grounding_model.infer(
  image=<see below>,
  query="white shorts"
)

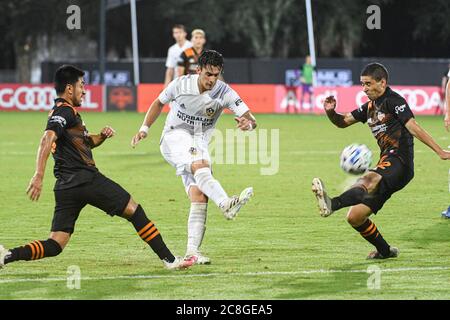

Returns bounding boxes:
[160,129,211,194]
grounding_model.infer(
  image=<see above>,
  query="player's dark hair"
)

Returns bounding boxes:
[54,65,85,94]
[198,50,224,72]
[173,24,186,32]
[361,63,389,83]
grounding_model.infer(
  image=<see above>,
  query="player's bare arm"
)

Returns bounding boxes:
[234,111,257,131]
[88,126,116,149]
[405,118,450,160]
[164,68,174,88]
[131,98,165,147]
[445,80,450,131]
[323,96,358,128]
[26,130,57,201]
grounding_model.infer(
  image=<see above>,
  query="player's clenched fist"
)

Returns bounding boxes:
[324,96,337,111]
[100,126,116,139]
[131,131,148,148]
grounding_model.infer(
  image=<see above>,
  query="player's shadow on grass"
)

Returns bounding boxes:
[400,221,450,245]
[272,271,376,299]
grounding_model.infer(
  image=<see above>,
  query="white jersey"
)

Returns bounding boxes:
[158,74,250,139]
[165,41,192,79]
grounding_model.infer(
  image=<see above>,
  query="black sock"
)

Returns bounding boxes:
[128,205,175,263]
[353,219,390,256]
[4,239,62,264]
[331,186,368,211]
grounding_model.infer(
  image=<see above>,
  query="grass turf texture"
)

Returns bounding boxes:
[0,112,449,299]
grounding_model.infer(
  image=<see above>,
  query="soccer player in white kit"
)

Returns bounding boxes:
[164,24,192,88]
[132,50,256,264]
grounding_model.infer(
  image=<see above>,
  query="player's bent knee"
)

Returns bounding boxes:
[47,235,66,255]
[346,210,366,227]
[121,197,138,220]
[191,160,210,174]
[189,186,208,203]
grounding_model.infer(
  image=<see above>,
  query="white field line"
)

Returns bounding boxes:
[1,266,449,284]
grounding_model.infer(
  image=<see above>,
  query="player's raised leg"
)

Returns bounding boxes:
[346,204,398,259]
[191,160,253,220]
[312,172,380,217]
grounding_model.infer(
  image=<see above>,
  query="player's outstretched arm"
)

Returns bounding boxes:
[89,126,116,149]
[26,130,57,201]
[323,96,358,128]
[405,118,450,160]
[234,111,257,131]
[131,98,165,147]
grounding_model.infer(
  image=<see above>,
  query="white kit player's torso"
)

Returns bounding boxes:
[158,74,250,190]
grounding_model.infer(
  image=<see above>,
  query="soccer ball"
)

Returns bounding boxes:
[340,144,372,175]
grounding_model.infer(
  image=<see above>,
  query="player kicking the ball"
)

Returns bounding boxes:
[132,50,256,265]
[0,65,195,270]
[312,63,450,259]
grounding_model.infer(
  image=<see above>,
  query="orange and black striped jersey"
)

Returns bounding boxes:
[351,87,415,170]
[178,47,203,75]
[45,98,98,190]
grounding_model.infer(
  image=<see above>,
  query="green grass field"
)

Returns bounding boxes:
[0,112,449,300]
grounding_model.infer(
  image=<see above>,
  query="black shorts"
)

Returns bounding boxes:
[362,154,414,214]
[52,172,131,234]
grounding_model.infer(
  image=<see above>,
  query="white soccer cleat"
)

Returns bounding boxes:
[185,251,211,265]
[163,256,197,270]
[220,187,254,220]
[0,245,10,269]
[311,178,334,217]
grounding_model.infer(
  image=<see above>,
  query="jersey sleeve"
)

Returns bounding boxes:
[223,87,250,117]
[388,97,415,125]
[158,79,177,104]
[350,103,369,123]
[45,106,76,137]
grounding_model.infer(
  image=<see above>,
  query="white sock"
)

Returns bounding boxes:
[193,167,229,207]
[186,202,208,255]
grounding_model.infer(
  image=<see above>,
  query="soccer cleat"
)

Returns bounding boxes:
[311,178,334,217]
[0,245,10,269]
[220,187,254,220]
[366,247,399,260]
[441,206,450,219]
[163,256,197,270]
[185,251,211,265]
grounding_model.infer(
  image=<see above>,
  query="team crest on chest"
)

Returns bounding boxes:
[377,112,385,122]
[205,107,215,117]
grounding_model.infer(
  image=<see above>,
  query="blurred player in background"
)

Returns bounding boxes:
[132,50,256,264]
[439,63,450,115]
[312,63,450,259]
[300,55,314,111]
[442,64,450,218]
[164,24,192,88]
[177,29,206,76]
[0,65,194,270]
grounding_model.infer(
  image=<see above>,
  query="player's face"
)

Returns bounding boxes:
[191,34,206,49]
[172,28,186,42]
[68,78,86,107]
[360,75,386,100]
[197,65,221,91]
